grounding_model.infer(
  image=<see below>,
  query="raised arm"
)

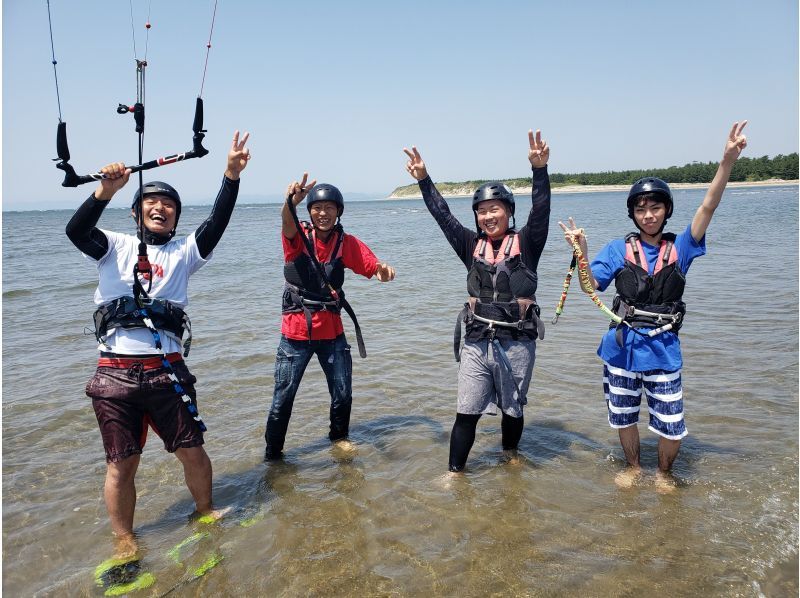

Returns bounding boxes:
[195,131,251,258]
[520,129,552,269]
[403,146,475,265]
[65,162,131,259]
[280,172,317,240]
[690,121,748,242]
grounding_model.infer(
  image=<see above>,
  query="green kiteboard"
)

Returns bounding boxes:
[94,556,156,596]
[94,507,266,595]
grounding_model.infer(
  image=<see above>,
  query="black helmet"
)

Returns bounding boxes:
[131,181,182,232]
[626,177,673,220]
[472,181,515,215]
[306,183,344,217]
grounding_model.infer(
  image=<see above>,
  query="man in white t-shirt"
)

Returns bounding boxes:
[65,131,250,558]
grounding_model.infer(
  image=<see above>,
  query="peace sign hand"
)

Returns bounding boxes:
[226,130,251,180]
[528,129,550,168]
[722,120,748,165]
[558,217,587,252]
[403,146,429,181]
[286,172,317,207]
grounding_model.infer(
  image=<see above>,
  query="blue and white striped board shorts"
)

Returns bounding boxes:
[602,362,687,440]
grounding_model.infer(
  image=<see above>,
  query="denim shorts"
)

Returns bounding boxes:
[86,353,204,462]
[602,362,687,440]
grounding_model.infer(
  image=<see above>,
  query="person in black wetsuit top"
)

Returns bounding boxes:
[402,129,551,474]
[65,131,251,558]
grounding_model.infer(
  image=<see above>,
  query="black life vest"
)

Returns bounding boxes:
[454,232,544,359]
[282,222,346,312]
[93,295,192,355]
[612,232,686,333]
[281,222,367,357]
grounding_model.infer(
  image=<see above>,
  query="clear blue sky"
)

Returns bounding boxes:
[3,0,798,210]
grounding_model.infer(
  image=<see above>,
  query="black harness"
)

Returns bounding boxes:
[93,296,192,357]
[611,232,687,346]
[454,233,544,361]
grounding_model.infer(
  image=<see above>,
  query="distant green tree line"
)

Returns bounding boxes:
[505,153,799,187]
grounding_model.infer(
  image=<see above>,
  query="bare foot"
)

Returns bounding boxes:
[196,506,233,525]
[614,466,643,489]
[331,439,358,457]
[501,449,521,466]
[655,471,677,494]
[112,533,139,560]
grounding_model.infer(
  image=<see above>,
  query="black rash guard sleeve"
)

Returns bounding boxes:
[418,175,477,268]
[194,176,240,259]
[517,166,551,271]
[65,194,111,261]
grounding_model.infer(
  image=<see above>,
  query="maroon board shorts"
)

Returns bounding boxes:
[86,352,205,463]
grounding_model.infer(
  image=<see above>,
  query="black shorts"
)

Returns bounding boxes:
[86,353,204,463]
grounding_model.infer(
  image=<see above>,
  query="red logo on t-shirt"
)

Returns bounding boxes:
[142,263,165,280]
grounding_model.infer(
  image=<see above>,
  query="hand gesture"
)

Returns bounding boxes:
[375,262,396,282]
[528,129,550,168]
[403,146,428,181]
[722,121,747,164]
[95,162,131,200]
[225,130,251,180]
[286,172,317,207]
[558,217,587,252]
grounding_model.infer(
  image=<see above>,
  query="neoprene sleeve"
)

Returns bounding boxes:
[65,194,112,260]
[195,176,240,259]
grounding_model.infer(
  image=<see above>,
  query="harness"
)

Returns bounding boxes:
[454,232,544,361]
[611,232,686,346]
[283,223,344,331]
[93,296,192,357]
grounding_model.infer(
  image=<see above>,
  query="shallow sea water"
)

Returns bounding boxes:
[2,185,798,596]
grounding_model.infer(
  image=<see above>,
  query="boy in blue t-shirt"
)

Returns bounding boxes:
[559,121,748,491]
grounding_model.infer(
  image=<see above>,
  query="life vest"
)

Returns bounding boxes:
[454,232,544,360]
[93,295,192,355]
[612,232,686,337]
[281,222,367,356]
[282,222,346,313]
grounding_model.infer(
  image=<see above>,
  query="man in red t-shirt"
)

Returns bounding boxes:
[265,173,395,460]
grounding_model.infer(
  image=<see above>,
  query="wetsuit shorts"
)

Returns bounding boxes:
[86,353,205,462]
[457,337,536,418]
[602,362,687,440]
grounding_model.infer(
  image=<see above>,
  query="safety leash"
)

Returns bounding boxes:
[131,299,207,433]
[551,254,576,324]
[552,229,622,325]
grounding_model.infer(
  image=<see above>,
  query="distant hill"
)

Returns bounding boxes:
[390,153,798,198]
